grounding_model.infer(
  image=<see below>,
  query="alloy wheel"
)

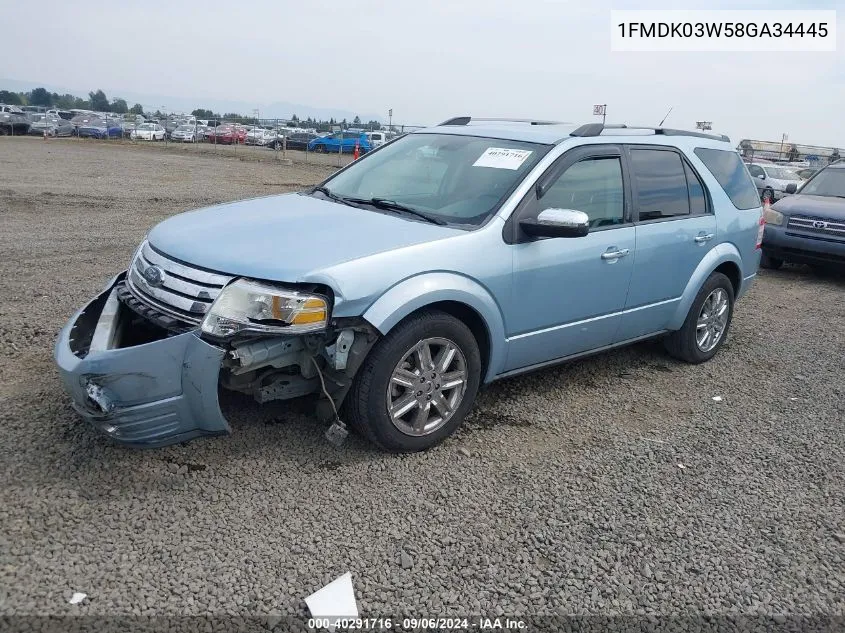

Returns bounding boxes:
[386,337,468,437]
[696,288,729,352]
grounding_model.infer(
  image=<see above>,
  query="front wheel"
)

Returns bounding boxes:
[664,272,735,364]
[346,310,481,452]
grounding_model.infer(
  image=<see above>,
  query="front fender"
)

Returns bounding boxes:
[362,273,506,383]
[668,242,743,331]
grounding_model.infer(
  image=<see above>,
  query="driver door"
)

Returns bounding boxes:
[504,145,636,372]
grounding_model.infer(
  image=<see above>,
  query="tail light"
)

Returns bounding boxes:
[756,214,765,250]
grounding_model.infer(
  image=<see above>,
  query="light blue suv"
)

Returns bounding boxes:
[54,117,763,452]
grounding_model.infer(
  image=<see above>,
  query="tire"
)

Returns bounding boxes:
[664,272,735,364]
[345,310,482,453]
[760,252,783,270]
[314,144,325,153]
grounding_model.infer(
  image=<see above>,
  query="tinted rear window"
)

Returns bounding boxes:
[694,148,760,209]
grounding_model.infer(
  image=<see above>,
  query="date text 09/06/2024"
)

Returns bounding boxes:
[307,617,527,630]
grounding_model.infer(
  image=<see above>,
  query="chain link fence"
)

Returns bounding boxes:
[3,104,428,168]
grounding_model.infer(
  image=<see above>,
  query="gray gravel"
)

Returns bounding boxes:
[1,137,843,626]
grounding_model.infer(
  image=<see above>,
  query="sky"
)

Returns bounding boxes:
[1,0,843,147]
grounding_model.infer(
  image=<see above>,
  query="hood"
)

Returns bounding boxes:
[146,193,463,282]
[773,193,845,220]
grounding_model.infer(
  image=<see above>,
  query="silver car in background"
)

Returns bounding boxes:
[746,162,803,202]
[171,124,199,142]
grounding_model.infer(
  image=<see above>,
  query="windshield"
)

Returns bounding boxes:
[765,166,801,180]
[799,168,845,197]
[319,133,548,226]
[176,125,193,131]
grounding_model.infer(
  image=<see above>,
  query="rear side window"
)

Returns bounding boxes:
[694,148,760,209]
[630,149,690,220]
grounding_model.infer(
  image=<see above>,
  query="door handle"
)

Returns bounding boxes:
[694,233,715,243]
[601,248,630,260]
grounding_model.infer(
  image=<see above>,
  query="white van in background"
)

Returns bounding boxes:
[366,131,387,147]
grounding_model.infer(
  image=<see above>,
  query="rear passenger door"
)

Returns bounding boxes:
[615,145,717,341]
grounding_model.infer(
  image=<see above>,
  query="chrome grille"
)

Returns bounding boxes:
[787,215,845,242]
[126,241,233,324]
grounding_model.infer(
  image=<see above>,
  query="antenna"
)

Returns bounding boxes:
[658,107,673,127]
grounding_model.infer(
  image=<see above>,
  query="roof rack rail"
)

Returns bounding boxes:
[569,123,730,143]
[439,116,566,126]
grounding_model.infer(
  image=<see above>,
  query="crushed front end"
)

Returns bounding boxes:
[54,242,378,448]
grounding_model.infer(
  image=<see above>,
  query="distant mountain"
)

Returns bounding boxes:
[0,77,382,122]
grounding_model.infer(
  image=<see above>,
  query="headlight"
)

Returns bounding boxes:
[201,278,329,338]
[764,208,784,226]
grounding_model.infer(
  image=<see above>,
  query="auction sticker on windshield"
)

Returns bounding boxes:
[473,148,533,170]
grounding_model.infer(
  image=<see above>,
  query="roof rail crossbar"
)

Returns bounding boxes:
[570,123,729,143]
[439,116,566,126]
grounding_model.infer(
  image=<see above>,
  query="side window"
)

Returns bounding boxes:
[747,165,764,178]
[684,161,708,215]
[630,149,690,220]
[695,148,762,209]
[539,157,625,228]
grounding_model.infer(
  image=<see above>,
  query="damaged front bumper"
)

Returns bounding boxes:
[54,273,229,448]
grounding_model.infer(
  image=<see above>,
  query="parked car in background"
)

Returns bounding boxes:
[77,118,123,139]
[366,131,387,148]
[308,131,372,153]
[0,104,31,135]
[271,132,319,150]
[746,163,803,202]
[55,119,762,452]
[130,123,166,141]
[171,124,199,142]
[761,162,845,270]
[246,128,277,146]
[27,115,75,137]
[796,168,819,180]
[209,125,246,144]
[46,109,74,121]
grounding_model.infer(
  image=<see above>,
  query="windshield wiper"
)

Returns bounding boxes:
[345,197,447,225]
[310,186,363,208]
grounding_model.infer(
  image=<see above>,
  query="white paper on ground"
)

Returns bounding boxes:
[68,592,87,605]
[304,572,358,632]
[472,147,532,170]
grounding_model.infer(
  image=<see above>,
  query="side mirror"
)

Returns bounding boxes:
[785,183,798,194]
[757,174,766,180]
[520,208,590,239]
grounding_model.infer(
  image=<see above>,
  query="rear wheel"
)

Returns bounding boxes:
[664,272,734,364]
[760,252,783,270]
[346,310,481,452]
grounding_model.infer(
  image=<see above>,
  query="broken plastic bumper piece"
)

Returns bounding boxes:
[53,273,230,448]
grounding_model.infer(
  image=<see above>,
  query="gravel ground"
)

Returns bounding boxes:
[1,138,843,628]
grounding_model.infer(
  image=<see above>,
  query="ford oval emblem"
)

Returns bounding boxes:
[143,265,165,287]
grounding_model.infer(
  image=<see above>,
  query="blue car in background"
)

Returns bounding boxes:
[308,131,371,153]
[77,119,123,139]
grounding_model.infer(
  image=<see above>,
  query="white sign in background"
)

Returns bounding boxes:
[611,10,837,52]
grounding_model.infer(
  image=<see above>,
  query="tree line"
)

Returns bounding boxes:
[0,87,144,115]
